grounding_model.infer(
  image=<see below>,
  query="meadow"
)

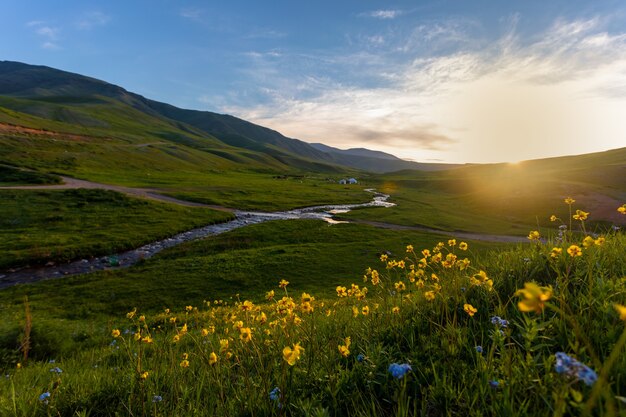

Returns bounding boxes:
[1,201,625,416]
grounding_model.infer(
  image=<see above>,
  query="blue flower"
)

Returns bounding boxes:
[388,363,412,379]
[490,316,508,328]
[356,353,365,362]
[475,345,483,354]
[555,352,597,386]
[48,359,55,364]
[269,387,281,402]
[50,367,62,374]
[152,395,163,403]
[489,380,500,389]
[39,392,50,404]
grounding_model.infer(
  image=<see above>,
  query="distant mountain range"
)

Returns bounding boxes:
[0,61,457,174]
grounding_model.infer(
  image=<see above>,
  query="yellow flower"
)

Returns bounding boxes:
[448,239,456,247]
[550,247,562,258]
[618,205,626,214]
[111,329,121,338]
[209,352,218,365]
[201,328,209,337]
[582,236,595,249]
[573,210,589,221]
[266,290,275,300]
[564,197,575,205]
[164,308,170,314]
[301,292,314,303]
[180,323,188,335]
[463,304,477,317]
[527,230,541,241]
[362,306,370,316]
[352,306,359,317]
[406,245,414,252]
[516,282,552,313]
[173,334,180,343]
[459,242,468,251]
[424,291,435,301]
[380,254,388,262]
[219,339,229,352]
[421,249,431,258]
[550,214,557,222]
[336,286,347,297]
[133,333,141,341]
[394,281,406,292]
[614,304,626,321]
[169,317,177,324]
[283,343,304,365]
[301,301,314,314]
[257,312,267,324]
[182,353,189,360]
[185,305,193,312]
[567,245,582,257]
[16,363,21,369]
[371,270,380,285]
[241,300,254,311]
[139,315,145,322]
[142,336,153,344]
[140,371,149,380]
[279,279,289,289]
[180,360,190,368]
[397,260,405,269]
[595,237,605,246]
[126,308,137,319]
[338,337,351,357]
[392,306,400,314]
[239,327,252,343]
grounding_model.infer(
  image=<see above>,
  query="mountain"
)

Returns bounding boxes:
[310,143,460,173]
[0,61,437,174]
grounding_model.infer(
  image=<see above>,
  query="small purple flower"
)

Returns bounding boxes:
[388,363,412,379]
[152,395,163,403]
[489,380,500,389]
[555,352,597,386]
[50,367,62,374]
[490,316,509,328]
[269,387,280,402]
[39,392,50,405]
[475,345,483,354]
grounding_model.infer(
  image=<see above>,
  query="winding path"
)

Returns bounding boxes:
[0,177,526,289]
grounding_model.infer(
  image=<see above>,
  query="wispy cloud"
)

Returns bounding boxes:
[363,10,403,20]
[27,21,61,50]
[76,11,110,30]
[222,16,626,163]
[180,7,203,20]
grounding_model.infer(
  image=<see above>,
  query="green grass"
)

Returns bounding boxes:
[1,222,625,416]
[0,165,61,186]
[0,189,233,270]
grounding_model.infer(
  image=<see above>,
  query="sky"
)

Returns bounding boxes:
[2,0,626,163]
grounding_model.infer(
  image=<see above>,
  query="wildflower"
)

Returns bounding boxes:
[618,205,626,214]
[564,197,575,205]
[139,315,145,322]
[550,247,562,258]
[152,395,163,403]
[475,346,483,354]
[550,215,557,222]
[555,352,597,386]
[392,306,400,314]
[126,308,136,319]
[595,237,605,246]
[182,353,189,360]
[394,281,406,292]
[141,336,153,344]
[336,286,347,297]
[180,360,190,368]
[614,304,626,321]
[169,317,177,324]
[16,363,21,369]
[459,242,468,251]
[111,329,120,338]
[573,210,589,221]
[516,282,552,313]
[338,337,351,357]
[39,392,50,404]
[269,387,281,402]
[490,316,509,328]
[489,380,500,389]
[186,305,193,312]
[279,279,289,289]
[567,245,582,257]
[180,323,188,335]
[240,327,252,343]
[283,343,304,365]
[380,254,388,262]
[362,306,370,315]
[209,352,218,365]
[201,328,210,337]
[357,353,365,362]
[424,291,435,301]
[448,239,456,246]
[582,236,595,249]
[464,304,478,317]
[133,333,141,341]
[219,339,229,352]
[241,300,254,311]
[50,367,62,374]
[140,371,149,379]
[406,245,414,252]
[388,363,412,379]
[371,270,380,285]
[352,306,359,317]
[172,334,180,343]
[470,270,493,290]
[527,230,541,241]
[164,308,170,314]
[266,290,275,300]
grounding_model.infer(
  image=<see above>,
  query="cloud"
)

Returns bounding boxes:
[27,21,61,50]
[180,8,203,20]
[222,16,626,163]
[363,10,403,20]
[76,11,110,30]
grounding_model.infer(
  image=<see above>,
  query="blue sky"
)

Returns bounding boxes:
[3,1,626,163]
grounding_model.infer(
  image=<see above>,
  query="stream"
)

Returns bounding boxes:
[0,189,395,288]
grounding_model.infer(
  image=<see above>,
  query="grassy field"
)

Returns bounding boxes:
[0,213,625,416]
[0,189,233,270]
[0,165,61,186]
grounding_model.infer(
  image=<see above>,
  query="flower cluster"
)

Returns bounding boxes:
[388,363,412,379]
[554,352,597,386]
